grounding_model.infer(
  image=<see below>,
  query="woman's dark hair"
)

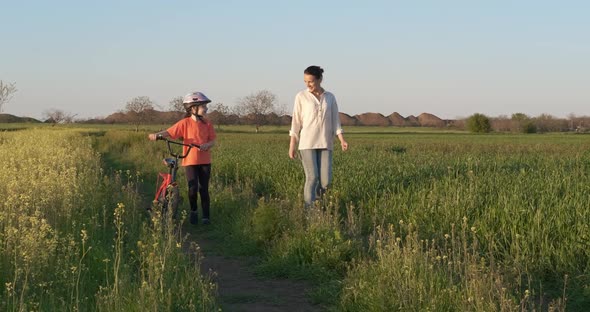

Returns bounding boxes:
[304,65,324,80]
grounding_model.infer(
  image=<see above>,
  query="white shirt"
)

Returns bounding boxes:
[289,89,344,150]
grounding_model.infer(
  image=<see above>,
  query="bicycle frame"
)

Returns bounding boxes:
[152,135,200,215]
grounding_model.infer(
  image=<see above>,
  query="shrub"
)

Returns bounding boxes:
[251,198,289,245]
[521,120,537,133]
[466,113,492,133]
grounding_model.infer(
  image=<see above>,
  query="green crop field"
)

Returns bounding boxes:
[1,124,589,311]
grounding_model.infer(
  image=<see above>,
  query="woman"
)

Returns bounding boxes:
[289,66,349,207]
[148,92,216,225]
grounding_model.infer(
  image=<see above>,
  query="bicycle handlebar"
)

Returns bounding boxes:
[156,134,200,159]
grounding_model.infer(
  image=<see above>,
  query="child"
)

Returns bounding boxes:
[148,92,216,225]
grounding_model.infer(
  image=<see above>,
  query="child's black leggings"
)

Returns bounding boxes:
[185,164,211,218]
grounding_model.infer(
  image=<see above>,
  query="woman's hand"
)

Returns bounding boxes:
[289,145,297,159]
[148,133,157,141]
[340,139,349,151]
[289,136,298,159]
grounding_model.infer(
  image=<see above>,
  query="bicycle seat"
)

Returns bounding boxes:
[163,158,176,168]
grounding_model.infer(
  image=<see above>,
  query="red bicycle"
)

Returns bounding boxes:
[151,135,199,220]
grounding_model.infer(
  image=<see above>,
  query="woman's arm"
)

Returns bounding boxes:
[337,133,348,151]
[289,94,302,159]
[332,97,348,151]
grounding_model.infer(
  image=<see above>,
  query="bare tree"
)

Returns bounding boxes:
[43,108,76,126]
[510,113,536,133]
[275,101,289,117]
[0,81,17,112]
[208,103,230,129]
[491,115,511,132]
[125,96,155,131]
[236,90,277,132]
[169,96,184,113]
[534,113,568,133]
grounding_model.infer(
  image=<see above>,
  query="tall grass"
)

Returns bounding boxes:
[0,129,216,311]
[210,132,588,310]
[11,126,587,310]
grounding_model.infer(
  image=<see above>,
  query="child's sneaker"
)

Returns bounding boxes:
[202,218,210,225]
[190,211,198,225]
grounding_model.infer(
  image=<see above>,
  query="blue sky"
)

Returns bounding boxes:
[1,1,589,120]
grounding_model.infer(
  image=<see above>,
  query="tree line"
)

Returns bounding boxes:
[460,113,590,133]
[102,90,288,131]
[2,79,589,133]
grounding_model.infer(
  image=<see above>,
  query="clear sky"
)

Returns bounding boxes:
[1,0,589,120]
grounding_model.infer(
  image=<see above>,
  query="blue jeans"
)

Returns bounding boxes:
[300,149,333,206]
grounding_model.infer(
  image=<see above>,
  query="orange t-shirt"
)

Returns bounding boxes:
[166,117,216,166]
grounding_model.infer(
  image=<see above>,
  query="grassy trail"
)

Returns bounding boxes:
[95,130,322,312]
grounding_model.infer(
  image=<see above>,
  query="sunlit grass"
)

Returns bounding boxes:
[0,129,217,311]
[3,124,588,310]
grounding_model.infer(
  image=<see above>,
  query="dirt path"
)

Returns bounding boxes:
[188,231,323,312]
[97,136,321,311]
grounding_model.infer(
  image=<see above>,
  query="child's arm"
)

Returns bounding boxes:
[148,130,170,141]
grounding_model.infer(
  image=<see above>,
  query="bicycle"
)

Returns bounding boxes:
[150,135,199,221]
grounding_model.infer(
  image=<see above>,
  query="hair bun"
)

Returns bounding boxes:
[304,65,324,79]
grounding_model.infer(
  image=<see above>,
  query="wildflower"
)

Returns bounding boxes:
[80,229,88,242]
[470,226,476,232]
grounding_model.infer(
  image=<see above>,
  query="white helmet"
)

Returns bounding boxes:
[182,92,211,111]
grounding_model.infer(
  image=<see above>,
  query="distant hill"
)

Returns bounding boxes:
[350,112,448,127]
[99,110,183,124]
[417,113,446,127]
[0,114,42,123]
[1,110,451,128]
[339,113,358,126]
[388,112,406,126]
[355,112,391,126]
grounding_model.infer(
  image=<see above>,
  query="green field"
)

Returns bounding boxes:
[1,124,589,311]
